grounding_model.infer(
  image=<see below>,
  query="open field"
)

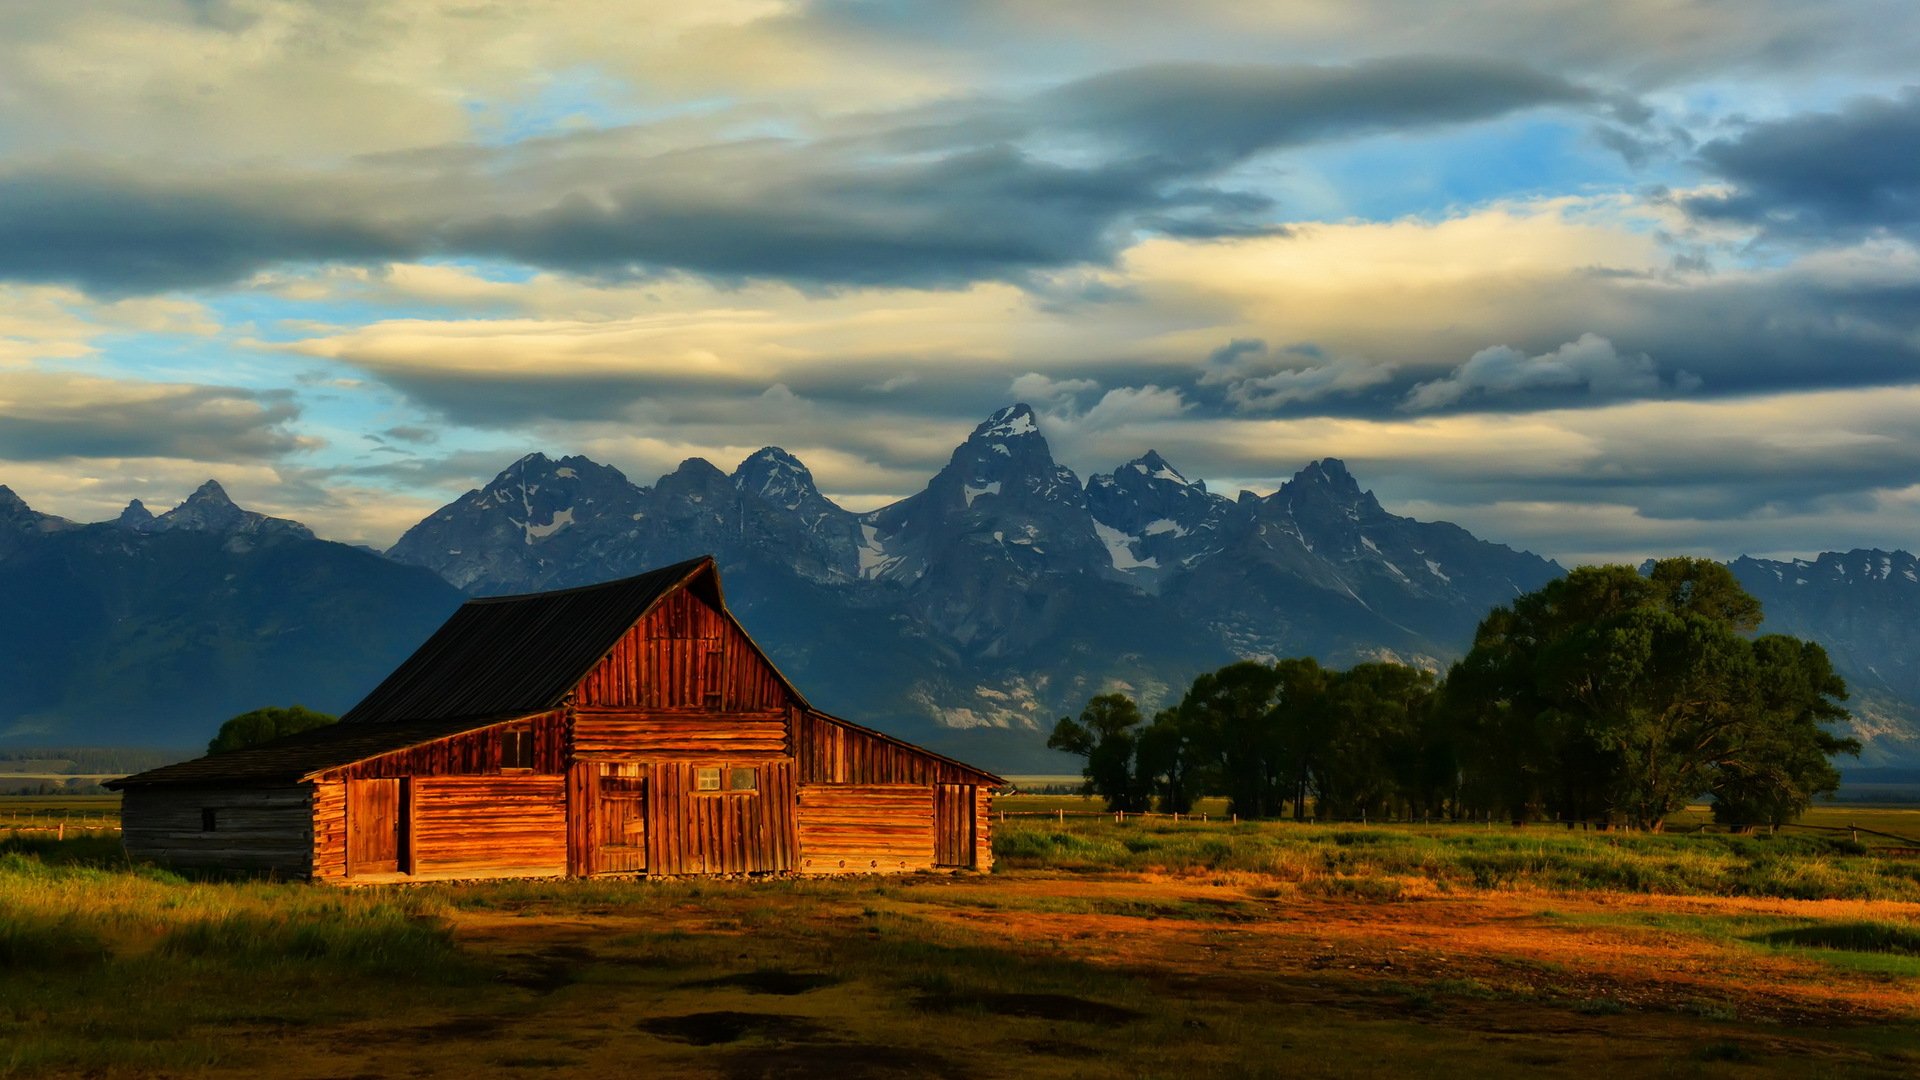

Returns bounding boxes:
[6,808,1920,1078]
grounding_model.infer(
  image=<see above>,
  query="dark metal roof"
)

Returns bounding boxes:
[339,555,716,725]
[106,715,531,789]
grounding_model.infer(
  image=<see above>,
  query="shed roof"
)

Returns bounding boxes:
[105,715,535,789]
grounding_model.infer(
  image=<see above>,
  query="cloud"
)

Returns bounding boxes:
[0,372,309,461]
[1198,338,1396,410]
[0,56,1604,294]
[1041,56,1591,167]
[1404,333,1697,410]
[1682,88,1920,242]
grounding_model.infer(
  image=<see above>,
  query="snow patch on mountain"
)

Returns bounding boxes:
[1092,520,1158,571]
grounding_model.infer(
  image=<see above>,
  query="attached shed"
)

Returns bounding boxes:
[108,556,1001,882]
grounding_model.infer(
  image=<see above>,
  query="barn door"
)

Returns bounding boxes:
[347,778,407,876]
[596,765,648,874]
[934,784,976,868]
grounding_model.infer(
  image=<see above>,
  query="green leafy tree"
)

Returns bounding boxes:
[207,705,338,754]
[1134,708,1199,814]
[1315,663,1436,820]
[1445,558,1852,830]
[1268,658,1330,820]
[1047,694,1151,812]
[1177,661,1288,818]
[1711,636,1859,829]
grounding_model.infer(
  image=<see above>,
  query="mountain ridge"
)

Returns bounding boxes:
[5,409,1917,773]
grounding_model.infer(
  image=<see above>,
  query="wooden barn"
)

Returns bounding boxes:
[107,556,1001,882]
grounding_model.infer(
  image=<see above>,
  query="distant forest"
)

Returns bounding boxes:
[1051,559,1857,831]
[0,747,191,793]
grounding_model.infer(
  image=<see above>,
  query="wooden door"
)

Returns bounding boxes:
[596,765,648,874]
[347,778,406,876]
[934,783,976,868]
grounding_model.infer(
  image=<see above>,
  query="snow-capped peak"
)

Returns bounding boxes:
[1127,450,1191,486]
[972,403,1040,441]
[733,446,822,511]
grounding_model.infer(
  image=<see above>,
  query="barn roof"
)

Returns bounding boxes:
[339,555,797,724]
[105,715,534,789]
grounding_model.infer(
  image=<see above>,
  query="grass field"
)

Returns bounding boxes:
[4,800,1920,1077]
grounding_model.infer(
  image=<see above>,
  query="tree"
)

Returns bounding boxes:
[1134,708,1199,814]
[1268,658,1330,820]
[207,705,338,754]
[1444,559,1853,830]
[1177,661,1287,818]
[1711,637,1860,829]
[1315,663,1436,820]
[1047,694,1151,811]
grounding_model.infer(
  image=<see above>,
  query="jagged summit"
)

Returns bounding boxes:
[117,499,154,527]
[971,403,1040,441]
[734,447,823,512]
[142,480,315,541]
[1126,450,1194,487]
[0,486,25,513]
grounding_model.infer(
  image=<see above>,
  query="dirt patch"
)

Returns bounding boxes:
[719,1042,963,1080]
[915,991,1143,1024]
[1017,1038,1103,1058]
[682,970,843,995]
[362,1014,508,1044]
[497,944,594,993]
[637,1011,826,1046]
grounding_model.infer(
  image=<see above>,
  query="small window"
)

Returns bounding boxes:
[729,767,758,792]
[201,808,218,832]
[501,727,533,770]
[695,766,722,791]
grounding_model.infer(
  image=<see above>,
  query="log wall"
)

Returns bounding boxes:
[794,784,936,875]
[974,785,995,873]
[410,776,567,877]
[121,785,313,877]
[312,780,346,880]
[575,588,790,711]
[571,707,790,759]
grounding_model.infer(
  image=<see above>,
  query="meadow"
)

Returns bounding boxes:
[4,796,1920,1078]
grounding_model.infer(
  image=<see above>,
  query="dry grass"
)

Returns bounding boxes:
[4,816,1920,1077]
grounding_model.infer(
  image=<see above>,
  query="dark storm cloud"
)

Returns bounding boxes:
[1681,88,1920,240]
[0,57,1601,294]
[0,170,420,293]
[1041,57,1593,166]
[0,379,304,460]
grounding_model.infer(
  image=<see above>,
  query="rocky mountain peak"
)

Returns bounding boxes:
[1126,450,1194,488]
[116,499,155,528]
[970,402,1040,443]
[0,486,26,515]
[733,447,822,511]
[1275,458,1384,518]
[145,480,315,541]
[158,480,247,532]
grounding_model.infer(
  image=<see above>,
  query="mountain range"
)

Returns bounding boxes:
[3,404,1917,772]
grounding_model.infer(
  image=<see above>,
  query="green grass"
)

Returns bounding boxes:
[994,816,1920,900]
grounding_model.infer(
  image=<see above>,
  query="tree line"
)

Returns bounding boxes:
[1049,559,1858,830]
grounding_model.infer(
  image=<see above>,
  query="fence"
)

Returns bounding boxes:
[1,811,121,838]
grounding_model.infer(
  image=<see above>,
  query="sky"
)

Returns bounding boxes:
[3,1,1919,566]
